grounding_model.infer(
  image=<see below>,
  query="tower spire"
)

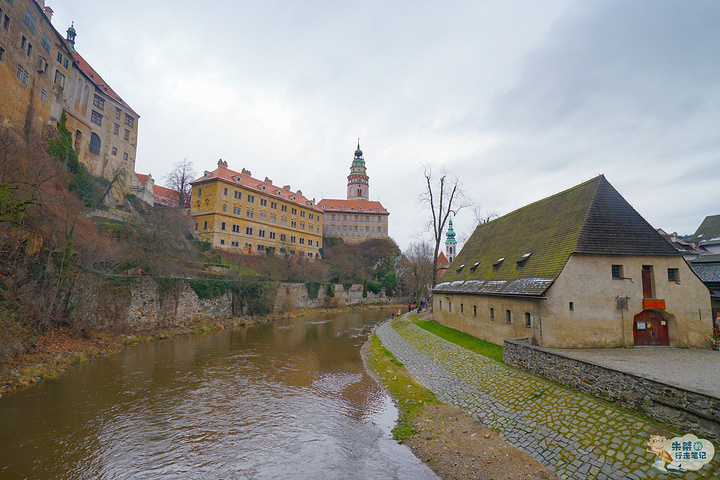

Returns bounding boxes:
[347,139,369,200]
[446,217,457,263]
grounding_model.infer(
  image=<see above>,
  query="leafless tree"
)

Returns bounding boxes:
[96,166,127,208]
[472,204,498,225]
[419,165,472,286]
[403,240,434,300]
[164,158,195,207]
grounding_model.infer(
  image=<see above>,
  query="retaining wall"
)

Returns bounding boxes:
[504,338,720,441]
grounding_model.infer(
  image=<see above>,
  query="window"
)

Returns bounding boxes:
[93,95,105,110]
[111,146,117,155]
[90,110,103,126]
[270,201,277,209]
[280,218,287,226]
[569,302,574,311]
[667,268,679,282]
[525,313,531,328]
[299,238,305,244]
[56,51,62,64]
[113,124,120,135]
[231,241,239,247]
[448,302,452,312]
[246,210,254,219]
[222,204,227,212]
[125,114,134,127]
[460,303,464,314]
[89,133,101,154]
[291,208,297,215]
[0,47,5,62]
[220,239,225,245]
[232,225,240,233]
[493,258,505,272]
[291,221,297,228]
[490,308,495,321]
[203,221,207,230]
[300,211,305,218]
[123,152,129,160]
[308,239,313,246]
[439,300,442,310]
[198,188,202,196]
[41,33,50,53]
[124,129,130,140]
[259,213,266,221]
[221,222,226,230]
[3,14,10,32]
[234,191,241,200]
[290,236,296,243]
[23,9,35,32]
[309,213,314,220]
[245,227,253,235]
[195,223,198,231]
[270,215,276,224]
[269,232,276,239]
[16,65,22,81]
[63,57,68,69]
[260,198,267,206]
[281,205,287,212]
[506,310,512,324]
[40,89,46,102]
[258,230,265,237]
[247,195,255,203]
[612,265,623,280]
[470,262,480,273]
[280,234,286,241]
[53,70,65,88]
[473,305,477,316]
[115,107,121,119]
[517,253,532,270]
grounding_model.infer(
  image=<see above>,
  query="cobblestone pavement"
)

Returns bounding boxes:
[543,347,720,399]
[376,316,720,480]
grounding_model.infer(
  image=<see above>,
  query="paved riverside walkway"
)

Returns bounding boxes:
[544,347,720,399]
[376,316,720,480]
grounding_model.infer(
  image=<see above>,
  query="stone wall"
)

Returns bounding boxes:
[504,338,720,441]
[274,283,390,311]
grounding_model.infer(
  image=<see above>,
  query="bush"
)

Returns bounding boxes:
[235,280,277,316]
[187,279,235,300]
[326,283,335,298]
[362,279,368,298]
[367,281,382,295]
[343,282,353,292]
[305,280,322,299]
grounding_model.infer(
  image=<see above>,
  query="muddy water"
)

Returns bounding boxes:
[0,310,438,479]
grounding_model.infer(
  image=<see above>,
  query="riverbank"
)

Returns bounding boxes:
[0,303,401,396]
[363,313,560,480]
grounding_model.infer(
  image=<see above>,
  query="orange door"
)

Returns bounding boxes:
[633,310,669,346]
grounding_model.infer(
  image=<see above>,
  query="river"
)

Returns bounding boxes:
[0,309,438,480]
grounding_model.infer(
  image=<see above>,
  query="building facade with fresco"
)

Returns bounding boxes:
[190,160,323,259]
[319,142,389,243]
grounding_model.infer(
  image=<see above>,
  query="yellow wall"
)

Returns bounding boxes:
[191,179,323,259]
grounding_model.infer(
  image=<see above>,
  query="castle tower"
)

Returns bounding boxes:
[347,140,369,200]
[446,218,457,263]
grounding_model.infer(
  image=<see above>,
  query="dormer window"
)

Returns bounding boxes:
[493,258,505,272]
[259,184,266,191]
[516,252,532,270]
[470,262,480,273]
[455,264,465,275]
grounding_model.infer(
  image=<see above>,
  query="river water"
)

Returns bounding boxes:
[0,309,438,480]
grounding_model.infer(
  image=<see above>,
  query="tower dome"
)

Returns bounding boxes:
[446,218,457,263]
[347,139,369,200]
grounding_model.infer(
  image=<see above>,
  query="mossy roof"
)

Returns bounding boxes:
[691,214,720,245]
[435,175,680,297]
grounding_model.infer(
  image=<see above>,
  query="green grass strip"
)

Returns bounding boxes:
[365,333,440,440]
[413,320,504,363]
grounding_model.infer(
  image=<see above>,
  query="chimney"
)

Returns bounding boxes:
[36,0,45,7]
[283,185,291,190]
[241,168,252,176]
[296,190,302,196]
[264,177,273,185]
[43,6,53,22]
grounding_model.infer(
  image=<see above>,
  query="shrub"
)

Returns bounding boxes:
[367,281,382,295]
[304,280,322,299]
[326,283,335,298]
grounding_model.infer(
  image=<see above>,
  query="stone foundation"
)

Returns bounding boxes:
[503,338,720,441]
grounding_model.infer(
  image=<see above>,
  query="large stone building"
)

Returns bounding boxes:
[433,175,711,349]
[190,160,323,259]
[0,0,139,201]
[320,142,389,242]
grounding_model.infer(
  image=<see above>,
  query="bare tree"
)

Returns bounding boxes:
[472,204,498,225]
[420,165,472,286]
[164,158,195,207]
[403,240,434,300]
[96,166,127,208]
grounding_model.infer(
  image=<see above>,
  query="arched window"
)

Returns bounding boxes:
[89,132,101,155]
[74,130,82,151]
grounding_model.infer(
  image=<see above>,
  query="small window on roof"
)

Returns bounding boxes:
[493,258,505,272]
[470,262,480,273]
[455,264,465,275]
[516,252,532,270]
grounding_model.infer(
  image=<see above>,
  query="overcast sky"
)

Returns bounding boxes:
[50,0,719,252]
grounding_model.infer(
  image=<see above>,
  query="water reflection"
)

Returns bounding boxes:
[0,310,438,479]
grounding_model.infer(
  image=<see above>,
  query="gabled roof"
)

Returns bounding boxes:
[691,214,720,247]
[154,185,179,206]
[191,162,322,212]
[435,175,679,297]
[318,198,389,214]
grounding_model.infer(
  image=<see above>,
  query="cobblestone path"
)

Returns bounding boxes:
[376,317,720,480]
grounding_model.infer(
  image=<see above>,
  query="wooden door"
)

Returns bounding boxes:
[633,310,669,346]
[641,268,653,298]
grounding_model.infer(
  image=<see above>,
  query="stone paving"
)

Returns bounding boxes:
[376,316,720,480]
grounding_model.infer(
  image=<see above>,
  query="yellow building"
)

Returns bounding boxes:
[190,160,323,259]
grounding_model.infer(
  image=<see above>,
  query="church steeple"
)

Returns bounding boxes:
[347,139,369,200]
[446,218,457,263]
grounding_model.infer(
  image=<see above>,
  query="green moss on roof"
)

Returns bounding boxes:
[692,214,720,244]
[439,175,679,296]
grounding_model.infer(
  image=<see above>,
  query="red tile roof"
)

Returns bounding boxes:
[437,251,449,267]
[136,173,149,186]
[154,185,180,206]
[191,162,323,212]
[318,198,389,214]
[69,46,138,116]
